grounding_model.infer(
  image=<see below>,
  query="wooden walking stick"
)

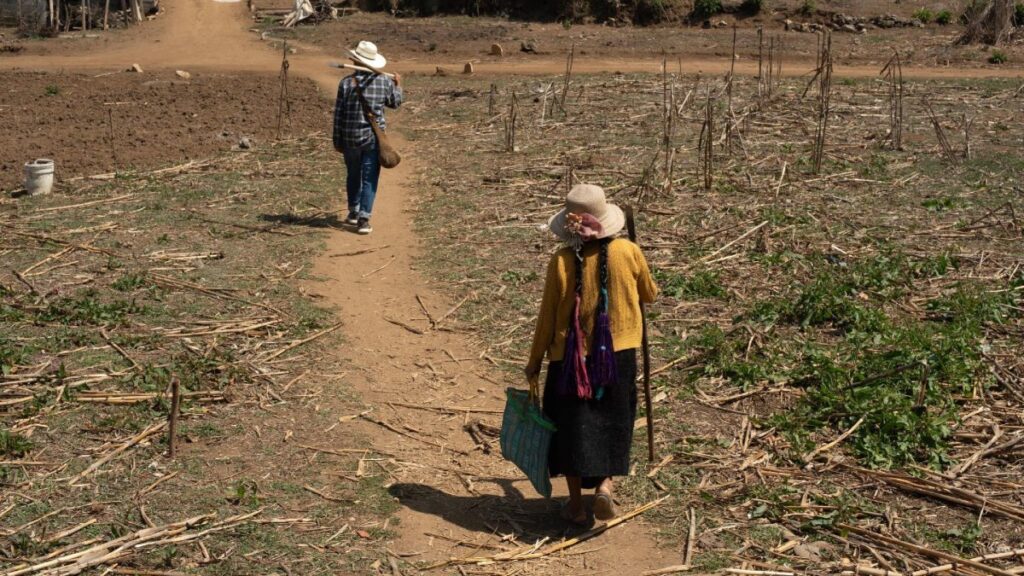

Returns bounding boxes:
[625,206,656,462]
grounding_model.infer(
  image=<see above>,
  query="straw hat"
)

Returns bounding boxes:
[349,40,387,70]
[547,184,626,242]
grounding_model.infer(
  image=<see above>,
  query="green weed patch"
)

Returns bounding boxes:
[745,254,1021,469]
[0,429,33,458]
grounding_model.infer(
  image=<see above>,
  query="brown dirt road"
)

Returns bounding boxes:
[4,4,1024,83]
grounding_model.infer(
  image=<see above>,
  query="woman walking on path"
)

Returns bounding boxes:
[525,184,659,525]
[332,40,403,235]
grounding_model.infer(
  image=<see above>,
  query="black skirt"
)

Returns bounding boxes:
[542,349,638,489]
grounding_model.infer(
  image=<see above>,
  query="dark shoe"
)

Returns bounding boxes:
[593,492,618,521]
[357,218,373,235]
[345,211,359,225]
[561,500,590,526]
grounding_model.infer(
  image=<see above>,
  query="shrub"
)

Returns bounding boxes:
[691,0,722,19]
[112,272,148,292]
[914,7,934,23]
[798,0,815,16]
[768,278,1017,469]
[740,0,764,14]
[0,429,33,458]
[1015,2,1024,26]
[989,49,1008,64]
[0,337,30,377]
[44,85,59,96]
[654,268,727,299]
[935,9,953,24]
[38,290,143,326]
[960,0,987,25]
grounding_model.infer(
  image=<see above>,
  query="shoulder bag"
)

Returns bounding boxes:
[353,77,402,169]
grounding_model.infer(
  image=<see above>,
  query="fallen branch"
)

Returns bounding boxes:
[642,566,691,575]
[359,414,470,456]
[802,416,864,465]
[2,511,262,576]
[839,524,1016,576]
[948,425,1003,477]
[433,294,472,328]
[361,256,396,278]
[384,316,425,335]
[68,421,167,485]
[698,221,769,264]
[303,485,351,503]
[261,321,344,361]
[847,466,1024,522]
[386,401,502,415]
[909,548,1024,576]
[75,391,225,405]
[330,245,390,258]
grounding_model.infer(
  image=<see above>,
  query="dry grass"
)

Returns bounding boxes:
[403,68,1024,572]
[0,135,397,575]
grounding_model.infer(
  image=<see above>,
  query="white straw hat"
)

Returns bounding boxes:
[548,184,626,241]
[349,40,387,70]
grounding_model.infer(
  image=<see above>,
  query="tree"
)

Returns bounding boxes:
[959,0,1014,45]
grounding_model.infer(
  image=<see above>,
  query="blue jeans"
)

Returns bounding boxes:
[343,144,381,219]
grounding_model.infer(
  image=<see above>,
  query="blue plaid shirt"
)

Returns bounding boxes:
[333,72,403,152]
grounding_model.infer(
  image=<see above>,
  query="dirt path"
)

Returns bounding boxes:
[303,137,676,573]
[4,1,675,572]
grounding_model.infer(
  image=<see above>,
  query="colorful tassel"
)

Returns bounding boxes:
[587,289,617,400]
[557,239,618,402]
[558,293,593,399]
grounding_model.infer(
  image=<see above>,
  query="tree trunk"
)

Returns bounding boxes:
[959,0,1014,45]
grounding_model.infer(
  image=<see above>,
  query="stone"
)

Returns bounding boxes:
[784,19,793,30]
[463,62,474,74]
[128,63,143,73]
[793,541,836,562]
[434,66,451,76]
[490,43,504,56]
[175,70,191,80]
[238,137,252,150]
[520,40,537,53]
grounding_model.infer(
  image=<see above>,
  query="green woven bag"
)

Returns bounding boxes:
[500,378,557,499]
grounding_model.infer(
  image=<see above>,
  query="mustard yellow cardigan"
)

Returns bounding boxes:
[528,238,658,368]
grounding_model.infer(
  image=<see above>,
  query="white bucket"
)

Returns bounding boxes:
[24,159,55,196]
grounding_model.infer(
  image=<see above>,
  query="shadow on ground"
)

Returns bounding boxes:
[261,212,344,230]
[389,481,593,539]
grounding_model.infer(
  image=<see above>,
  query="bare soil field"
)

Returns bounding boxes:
[0,137,405,575]
[0,71,331,190]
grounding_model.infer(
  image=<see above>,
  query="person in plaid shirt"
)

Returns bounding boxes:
[333,41,403,235]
